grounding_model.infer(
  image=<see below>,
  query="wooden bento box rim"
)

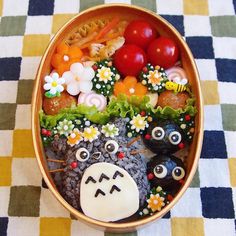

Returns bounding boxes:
[32,4,204,232]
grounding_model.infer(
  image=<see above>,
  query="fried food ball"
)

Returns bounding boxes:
[43,92,77,115]
[157,90,190,110]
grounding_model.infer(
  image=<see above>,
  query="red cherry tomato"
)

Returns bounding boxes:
[124,20,157,49]
[114,44,147,77]
[147,37,179,69]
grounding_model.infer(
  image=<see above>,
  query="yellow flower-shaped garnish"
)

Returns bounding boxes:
[147,70,163,86]
[147,193,165,212]
[82,126,100,142]
[130,114,148,132]
[67,128,83,146]
[97,66,113,84]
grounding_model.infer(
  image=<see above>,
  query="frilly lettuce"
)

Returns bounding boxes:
[40,104,109,129]
[40,94,197,129]
[150,97,197,120]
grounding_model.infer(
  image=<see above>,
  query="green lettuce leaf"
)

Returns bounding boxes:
[39,110,84,129]
[39,94,197,129]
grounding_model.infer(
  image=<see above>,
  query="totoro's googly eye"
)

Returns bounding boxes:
[153,164,168,179]
[172,167,185,180]
[152,127,165,140]
[105,140,119,154]
[76,148,90,162]
[168,131,182,145]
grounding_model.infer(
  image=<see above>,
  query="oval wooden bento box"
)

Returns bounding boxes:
[32,4,204,233]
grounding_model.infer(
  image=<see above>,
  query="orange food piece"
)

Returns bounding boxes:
[56,63,68,77]
[51,42,83,76]
[57,42,68,53]
[51,54,62,68]
[134,83,148,96]
[43,92,77,115]
[114,76,147,98]
[67,45,83,58]
[123,76,137,87]
[114,81,127,96]
[95,16,120,40]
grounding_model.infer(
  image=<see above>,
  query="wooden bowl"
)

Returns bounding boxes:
[32,4,203,233]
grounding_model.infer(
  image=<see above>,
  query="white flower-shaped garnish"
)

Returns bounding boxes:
[62,63,95,96]
[57,119,74,136]
[101,124,119,138]
[130,114,149,132]
[43,72,65,96]
[97,66,113,84]
[82,126,100,142]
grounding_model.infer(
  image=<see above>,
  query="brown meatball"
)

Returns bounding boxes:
[157,90,190,109]
[43,92,77,115]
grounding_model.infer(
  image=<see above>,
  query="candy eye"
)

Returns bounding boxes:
[169,131,182,145]
[76,148,90,162]
[172,167,185,180]
[105,140,119,154]
[152,127,165,140]
[153,164,168,179]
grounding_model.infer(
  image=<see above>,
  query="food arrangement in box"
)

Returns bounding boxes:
[39,16,197,222]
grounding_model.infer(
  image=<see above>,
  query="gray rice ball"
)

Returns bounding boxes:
[46,117,150,214]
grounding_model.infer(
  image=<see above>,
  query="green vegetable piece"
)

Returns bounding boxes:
[139,63,168,93]
[92,59,120,97]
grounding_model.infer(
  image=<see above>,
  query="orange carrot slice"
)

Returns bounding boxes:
[134,83,148,96]
[79,32,122,49]
[57,42,69,54]
[51,54,62,68]
[123,76,137,88]
[114,81,127,97]
[95,16,120,40]
[68,46,83,59]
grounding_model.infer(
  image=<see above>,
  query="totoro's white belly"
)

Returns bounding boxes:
[80,162,139,222]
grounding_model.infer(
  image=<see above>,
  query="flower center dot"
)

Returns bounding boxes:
[63,55,69,61]
[51,81,58,87]
[138,120,144,125]
[129,88,135,94]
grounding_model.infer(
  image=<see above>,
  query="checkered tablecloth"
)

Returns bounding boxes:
[0,0,236,235]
